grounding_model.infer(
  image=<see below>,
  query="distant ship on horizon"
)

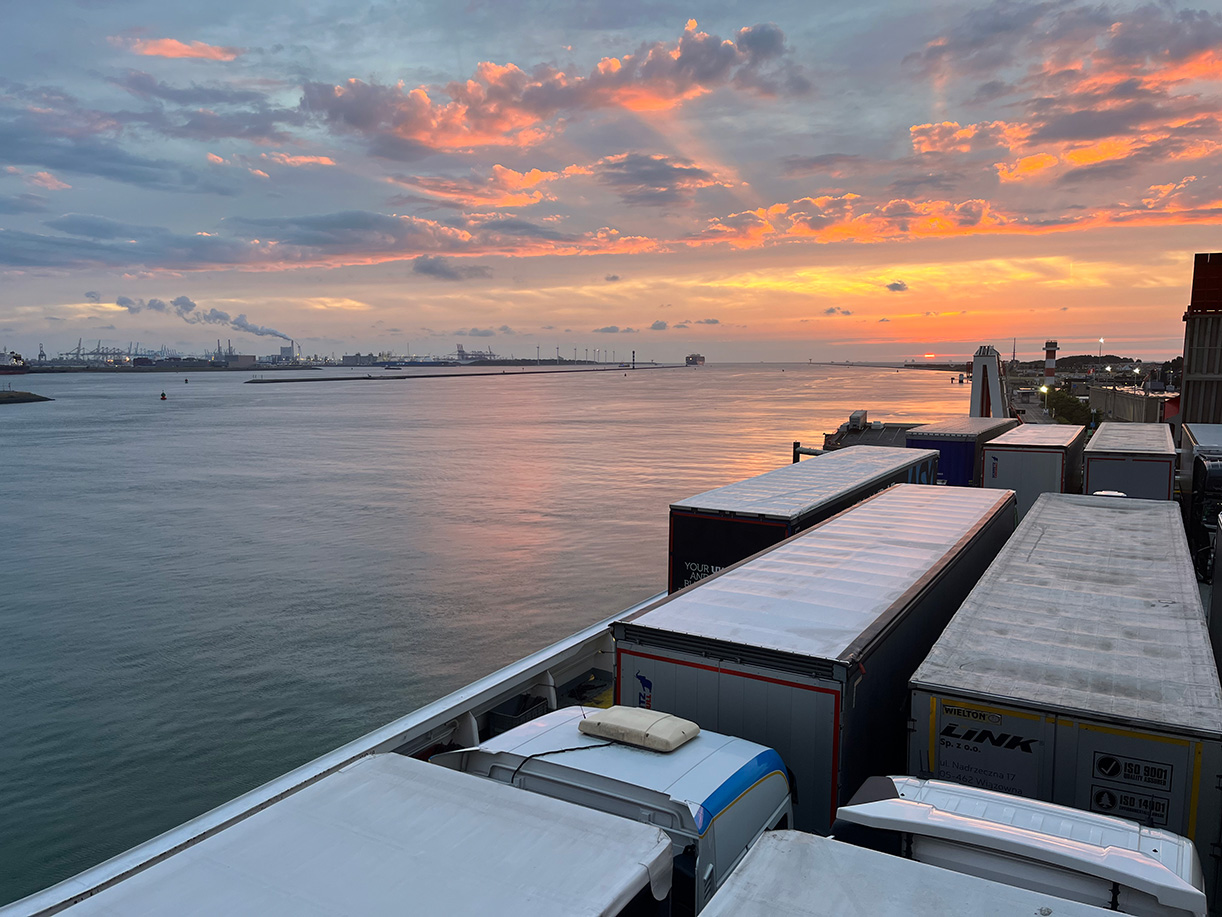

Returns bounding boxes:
[685,353,705,366]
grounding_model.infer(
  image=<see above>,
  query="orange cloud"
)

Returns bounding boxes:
[109,37,243,60]
[390,165,560,208]
[910,121,1030,154]
[994,153,1059,183]
[260,153,337,167]
[29,171,70,190]
[302,22,804,152]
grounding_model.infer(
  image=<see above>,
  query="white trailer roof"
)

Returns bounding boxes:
[837,776,1206,915]
[906,417,1017,440]
[699,831,1115,916]
[670,446,937,520]
[1085,421,1175,456]
[986,424,1085,449]
[913,493,1222,736]
[56,754,672,916]
[625,485,1013,662]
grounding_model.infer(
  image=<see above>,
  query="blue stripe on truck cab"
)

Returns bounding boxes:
[693,749,789,834]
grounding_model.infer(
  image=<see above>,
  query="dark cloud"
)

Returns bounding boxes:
[497,325,515,334]
[650,320,667,330]
[1030,102,1162,143]
[823,307,852,315]
[591,152,726,206]
[886,281,908,292]
[109,70,264,106]
[781,154,861,177]
[605,274,620,282]
[0,88,236,193]
[84,291,100,302]
[0,192,48,213]
[694,318,719,324]
[456,327,496,337]
[593,325,620,333]
[674,323,690,329]
[412,255,493,281]
[878,318,890,322]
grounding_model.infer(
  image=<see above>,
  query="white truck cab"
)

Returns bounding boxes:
[833,776,1207,917]
[433,705,792,915]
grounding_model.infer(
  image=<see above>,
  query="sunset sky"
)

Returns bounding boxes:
[2,0,1219,362]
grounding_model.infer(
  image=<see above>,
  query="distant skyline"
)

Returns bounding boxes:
[2,0,1219,362]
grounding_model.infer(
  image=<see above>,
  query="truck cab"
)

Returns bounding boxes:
[433,705,792,915]
[833,776,1207,917]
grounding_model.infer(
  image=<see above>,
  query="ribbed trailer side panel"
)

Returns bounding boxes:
[617,484,1016,834]
[667,446,938,592]
[909,493,1222,911]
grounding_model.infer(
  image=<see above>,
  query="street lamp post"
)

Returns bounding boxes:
[1099,337,1104,358]
[1040,384,1049,414]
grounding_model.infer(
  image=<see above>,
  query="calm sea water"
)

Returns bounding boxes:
[1,363,969,904]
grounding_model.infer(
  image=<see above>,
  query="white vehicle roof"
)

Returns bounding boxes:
[837,776,1206,916]
[670,445,937,520]
[625,484,1013,661]
[435,706,787,835]
[1085,422,1175,456]
[906,417,1018,440]
[49,753,672,916]
[912,493,1222,736]
[699,831,1115,916]
[986,425,1085,448]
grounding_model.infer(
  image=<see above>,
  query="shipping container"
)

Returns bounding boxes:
[698,831,1116,917]
[909,493,1222,908]
[615,483,1016,833]
[904,416,1019,486]
[981,424,1086,518]
[667,445,939,593]
[1084,422,1176,500]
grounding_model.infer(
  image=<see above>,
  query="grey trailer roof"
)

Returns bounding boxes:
[912,493,1222,736]
[55,754,672,916]
[1085,421,1175,456]
[986,424,1085,449]
[625,484,1013,662]
[670,446,938,520]
[698,831,1114,916]
[906,416,1018,441]
[1184,424,1222,451]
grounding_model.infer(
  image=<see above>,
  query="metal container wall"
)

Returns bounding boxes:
[1184,423,1222,468]
[909,493,1222,907]
[905,417,1019,486]
[667,446,938,593]
[617,484,1016,833]
[1083,422,1176,499]
[981,425,1086,519]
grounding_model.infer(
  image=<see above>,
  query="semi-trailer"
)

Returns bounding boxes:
[904,416,1019,486]
[667,445,938,592]
[1084,422,1176,500]
[981,423,1086,518]
[616,483,1016,833]
[908,493,1222,910]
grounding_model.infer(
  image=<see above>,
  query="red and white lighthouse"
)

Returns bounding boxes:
[1044,340,1058,384]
